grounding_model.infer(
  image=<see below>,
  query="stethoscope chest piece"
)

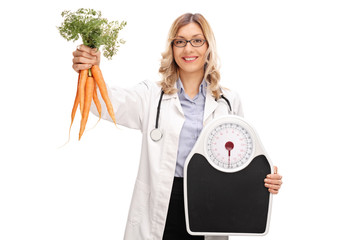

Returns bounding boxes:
[150,128,162,142]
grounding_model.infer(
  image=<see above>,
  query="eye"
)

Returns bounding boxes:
[174,39,185,45]
[193,39,203,43]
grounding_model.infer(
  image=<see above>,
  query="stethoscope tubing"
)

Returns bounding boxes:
[151,90,232,141]
[155,91,165,129]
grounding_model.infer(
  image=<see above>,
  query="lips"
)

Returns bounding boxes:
[182,56,198,63]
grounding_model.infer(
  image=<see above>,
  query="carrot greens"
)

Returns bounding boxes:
[58,8,126,59]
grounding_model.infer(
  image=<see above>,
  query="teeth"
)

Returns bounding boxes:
[184,57,196,61]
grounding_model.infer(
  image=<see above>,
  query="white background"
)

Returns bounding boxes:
[1,0,359,239]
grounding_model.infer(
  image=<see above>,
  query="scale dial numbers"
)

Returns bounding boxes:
[206,123,254,171]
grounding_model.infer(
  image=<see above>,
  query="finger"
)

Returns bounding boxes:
[266,173,282,180]
[73,49,98,59]
[268,188,279,194]
[73,63,92,72]
[90,48,100,56]
[76,45,100,58]
[274,166,278,174]
[73,56,97,65]
[77,44,94,54]
[264,183,281,190]
[264,178,282,185]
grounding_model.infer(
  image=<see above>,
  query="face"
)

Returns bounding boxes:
[173,22,208,78]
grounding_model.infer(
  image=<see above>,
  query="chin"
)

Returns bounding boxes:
[179,65,204,75]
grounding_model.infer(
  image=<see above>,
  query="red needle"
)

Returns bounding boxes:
[225,141,234,166]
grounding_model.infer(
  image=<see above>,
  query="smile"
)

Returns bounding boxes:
[182,56,198,63]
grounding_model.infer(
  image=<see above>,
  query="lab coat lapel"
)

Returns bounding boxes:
[163,91,184,117]
[203,86,218,124]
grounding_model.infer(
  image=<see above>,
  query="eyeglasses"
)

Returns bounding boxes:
[172,38,206,48]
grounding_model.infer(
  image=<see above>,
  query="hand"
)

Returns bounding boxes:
[72,44,101,73]
[264,166,282,194]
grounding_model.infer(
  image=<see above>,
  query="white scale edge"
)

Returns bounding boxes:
[183,115,274,236]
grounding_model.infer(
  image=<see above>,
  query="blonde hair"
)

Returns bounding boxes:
[159,13,222,99]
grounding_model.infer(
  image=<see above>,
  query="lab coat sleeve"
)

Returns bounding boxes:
[90,80,152,131]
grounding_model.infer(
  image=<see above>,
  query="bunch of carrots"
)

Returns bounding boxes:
[58,8,126,140]
[71,66,116,140]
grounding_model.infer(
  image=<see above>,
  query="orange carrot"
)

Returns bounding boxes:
[93,82,102,118]
[79,76,95,140]
[91,65,116,125]
[71,75,80,128]
[62,74,80,145]
[78,69,88,116]
[83,82,102,131]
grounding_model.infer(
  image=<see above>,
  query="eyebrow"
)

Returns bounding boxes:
[176,34,204,38]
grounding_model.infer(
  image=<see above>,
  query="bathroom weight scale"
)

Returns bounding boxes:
[184,115,273,236]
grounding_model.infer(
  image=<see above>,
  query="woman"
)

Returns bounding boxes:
[72,13,282,240]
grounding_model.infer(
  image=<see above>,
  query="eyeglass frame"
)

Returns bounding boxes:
[171,38,207,48]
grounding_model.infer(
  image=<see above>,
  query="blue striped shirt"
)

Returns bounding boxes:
[175,79,206,177]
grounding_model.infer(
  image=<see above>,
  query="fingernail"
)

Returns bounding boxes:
[77,45,81,50]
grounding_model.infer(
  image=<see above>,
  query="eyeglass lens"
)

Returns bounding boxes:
[173,39,205,47]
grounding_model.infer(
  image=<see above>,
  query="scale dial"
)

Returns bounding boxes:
[206,122,254,172]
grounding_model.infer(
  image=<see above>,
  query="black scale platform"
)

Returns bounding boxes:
[185,153,271,234]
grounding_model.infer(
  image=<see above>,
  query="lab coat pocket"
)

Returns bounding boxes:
[128,179,151,226]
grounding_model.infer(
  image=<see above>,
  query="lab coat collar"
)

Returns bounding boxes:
[161,79,218,121]
[203,82,218,124]
[162,78,206,100]
[162,83,177,100]
[162,92,177,100]
[176,78,207,99]
[161,82,184,117]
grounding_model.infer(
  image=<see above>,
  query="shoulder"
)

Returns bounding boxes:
[220,86,244,117]
[135,79,160,90]
[131,80,163,103]
[131,79,162,96]
[220,87,241,102]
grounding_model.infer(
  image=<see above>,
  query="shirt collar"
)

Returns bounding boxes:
[176,78,207,98]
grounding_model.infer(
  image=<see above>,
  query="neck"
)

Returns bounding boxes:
[179,71,204,98]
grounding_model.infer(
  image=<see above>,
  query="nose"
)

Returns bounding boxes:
[184,41,194,52]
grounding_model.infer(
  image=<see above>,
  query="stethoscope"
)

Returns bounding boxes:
[150,90,233,142]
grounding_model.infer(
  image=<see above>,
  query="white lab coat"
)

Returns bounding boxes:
[91,79,244,240]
